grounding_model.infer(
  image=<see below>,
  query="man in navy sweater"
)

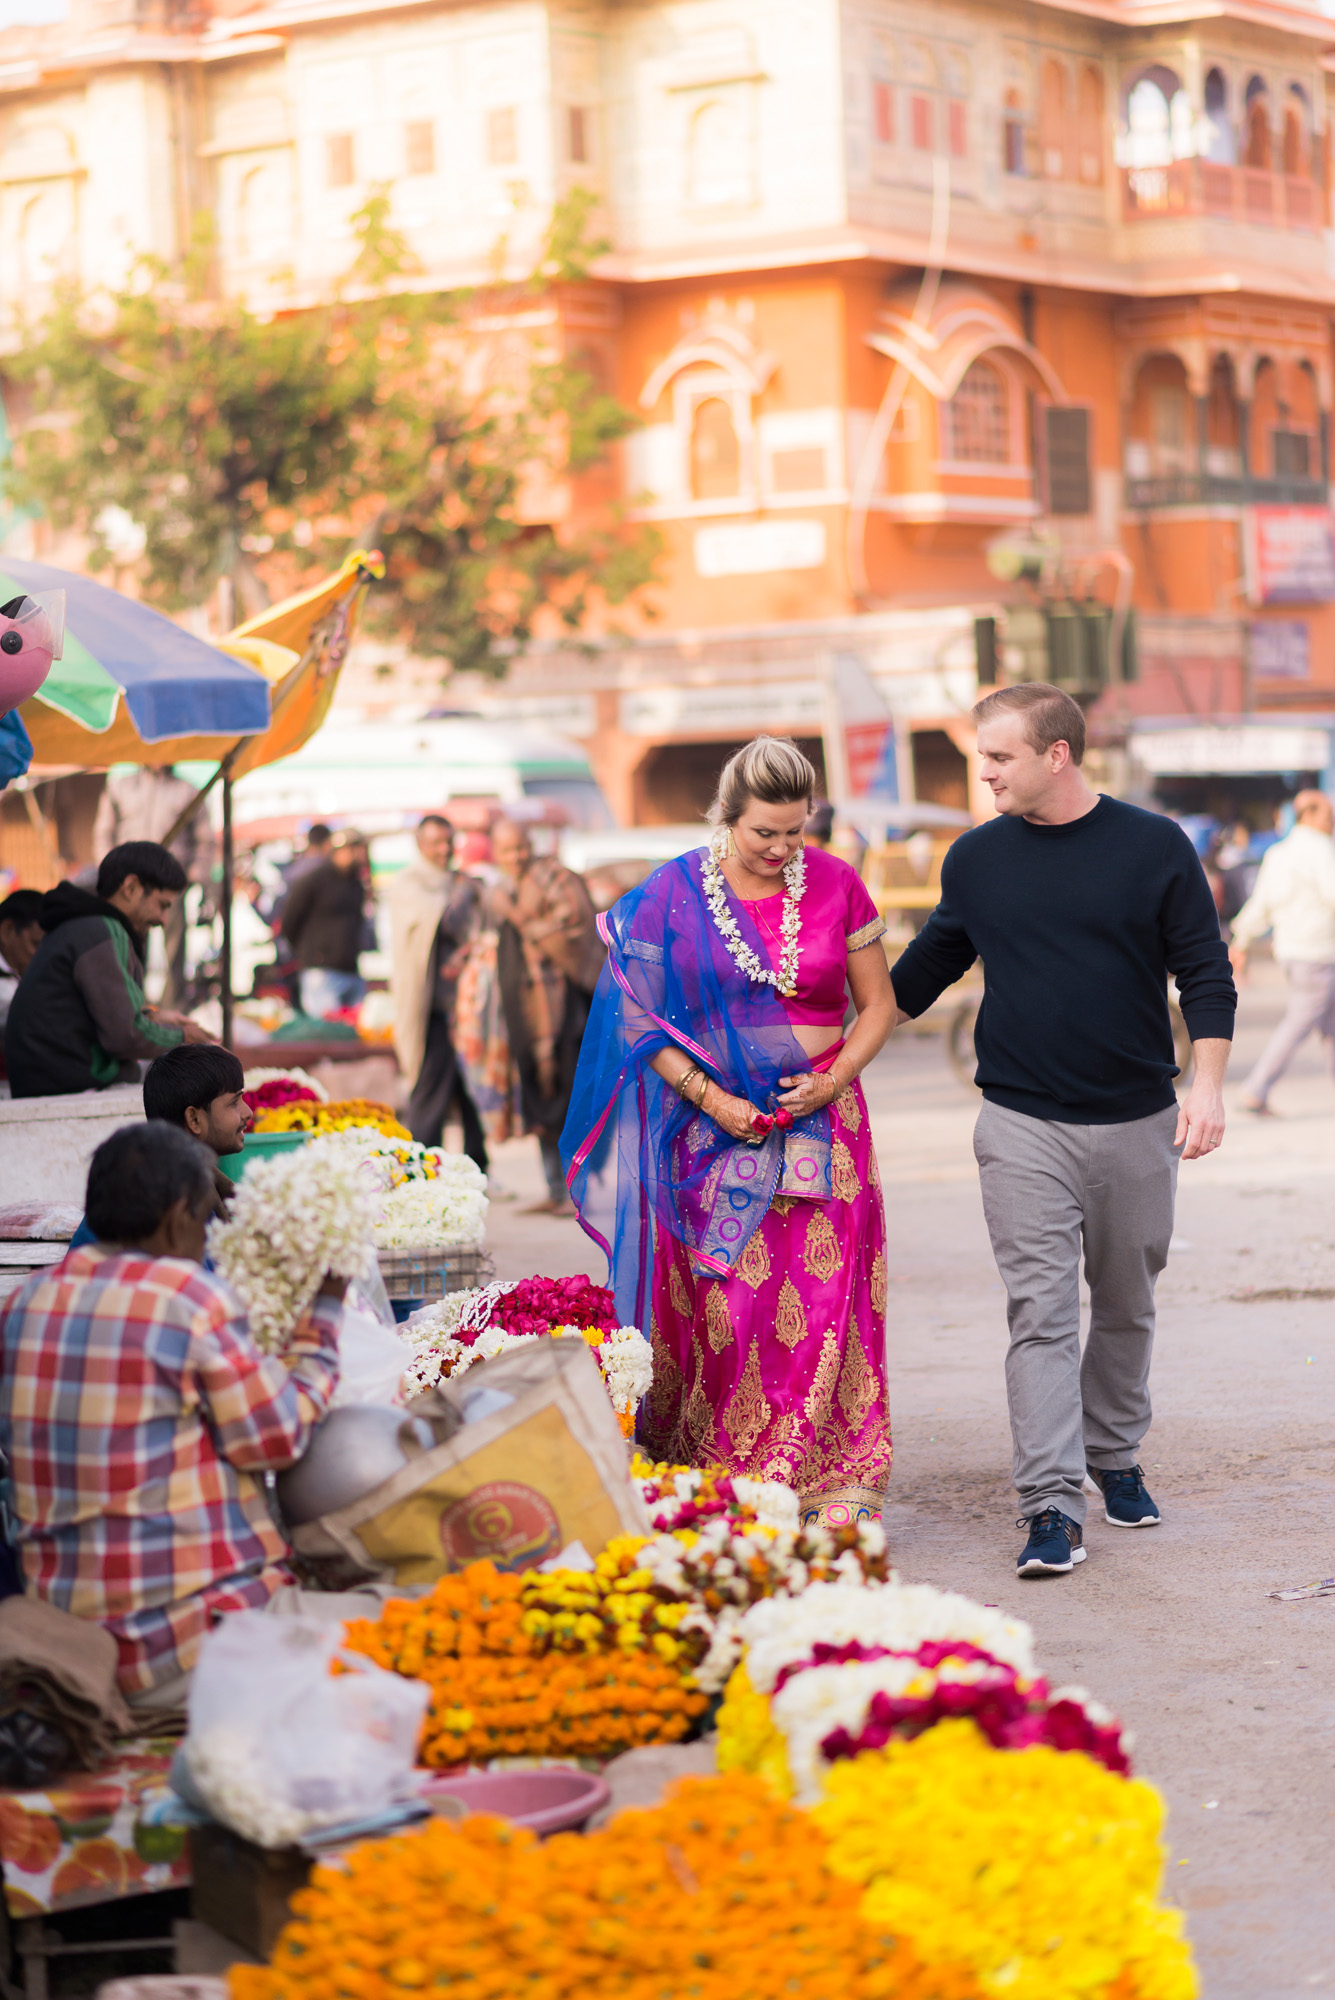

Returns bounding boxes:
[890,683,1236,1579]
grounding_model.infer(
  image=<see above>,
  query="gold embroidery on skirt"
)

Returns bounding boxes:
[870,1250,888,1317]
[775,1274,808,1349]
[705,1282,735,1352]
[648,1315,683,1430]
[756,1410,805,1484]
[770,1195,795,1217]
[803,1209,841,1285]
[679,1337,714,1461]
[735,1230,771,1292]
[725,1335,772,1461]
[831,1139,860,1204]
[836,1312,881,1435]
[868,1145,881,1190]
[833,1087,864,1135]
[803,1322,841,1434]
[669,1260,693,1319]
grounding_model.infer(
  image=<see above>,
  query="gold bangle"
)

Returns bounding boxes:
[693,1071,710,1108]
[675,1065,700,1100]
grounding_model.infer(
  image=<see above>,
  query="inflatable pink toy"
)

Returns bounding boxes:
[0,590,64,713]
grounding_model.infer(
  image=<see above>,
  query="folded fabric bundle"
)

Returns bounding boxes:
[0,1596,132,1784]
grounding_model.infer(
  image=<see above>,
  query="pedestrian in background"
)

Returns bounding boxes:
[1231,789,1335,1114]
[6,841,215,1098]
[93,764,215,1008]
[280,829,368,1021]
[889,684,1236,1580]
[266,823,332,930]
[0,889,44,1069]
[388,815,487,1172]
[489,820,603,1215]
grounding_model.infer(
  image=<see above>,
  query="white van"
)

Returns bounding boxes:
[231,714,614,837]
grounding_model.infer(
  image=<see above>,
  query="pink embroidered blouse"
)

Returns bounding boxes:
[744,846,885,1026]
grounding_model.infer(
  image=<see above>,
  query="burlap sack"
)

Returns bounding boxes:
[290,1338,650,1588]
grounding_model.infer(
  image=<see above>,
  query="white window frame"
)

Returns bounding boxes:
[673,369,757,513]
[935,354,1031,478]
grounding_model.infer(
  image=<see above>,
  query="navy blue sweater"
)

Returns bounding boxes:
[890,796,1237,1124]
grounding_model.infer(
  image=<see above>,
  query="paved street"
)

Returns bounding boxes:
[486,960,1335,2000]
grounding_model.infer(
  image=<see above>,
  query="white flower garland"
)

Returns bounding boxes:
[207,1136,378,1353]
[701,831,805,996]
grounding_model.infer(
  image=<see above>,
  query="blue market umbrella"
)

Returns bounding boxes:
[1,558,272,747]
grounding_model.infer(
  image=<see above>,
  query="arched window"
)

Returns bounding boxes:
[688,99,751,207]
[1244,76,1271,169]
[1126,353,1193,479]
[690,396,741,499]
[1003,87,1027,176]
[18,186,75,284]
[1283,84,1311,177]
[1124,66,1192,169]
[238,162,291,264]
[1251,358,1281,476]
[1205,354,1242,478]
[944,361,1010,463]
[1078,67,1105,183]
[1202,68,1235,165]
[1040,59,1068,179]
[1273,359,1319,480]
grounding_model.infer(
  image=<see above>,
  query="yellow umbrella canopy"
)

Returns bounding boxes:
[21,552,382,773]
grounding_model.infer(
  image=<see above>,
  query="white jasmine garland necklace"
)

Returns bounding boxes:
[702,830,805,996]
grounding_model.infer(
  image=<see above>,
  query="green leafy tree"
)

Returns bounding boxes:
[2,193,657,668]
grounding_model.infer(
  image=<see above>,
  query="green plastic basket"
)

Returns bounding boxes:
[217,1130,313,1183]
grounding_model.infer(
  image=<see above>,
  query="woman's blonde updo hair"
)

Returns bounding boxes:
[706,735,818,827]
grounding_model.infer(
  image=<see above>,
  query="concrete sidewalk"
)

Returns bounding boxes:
[484,961,1335,1999]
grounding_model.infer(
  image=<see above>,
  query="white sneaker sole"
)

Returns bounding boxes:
[1017,1545,1087,1575]
[1085,1473,1162,1527]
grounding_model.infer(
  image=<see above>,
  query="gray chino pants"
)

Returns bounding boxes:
[1242,959,1335,1107]
[973,1100,1180,1524]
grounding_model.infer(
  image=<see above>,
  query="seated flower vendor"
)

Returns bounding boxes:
[0,1122,343,1712]
[68,1043,252,1252]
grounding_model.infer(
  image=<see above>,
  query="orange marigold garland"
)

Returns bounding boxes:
[342,1555,709,1766]
[230,1773,983,2000]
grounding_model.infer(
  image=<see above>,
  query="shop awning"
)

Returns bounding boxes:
[21,552,380,772]
[1131,724,1332,776]
[3,558,272,750]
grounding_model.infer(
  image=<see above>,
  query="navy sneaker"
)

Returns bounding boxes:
[1016,1508,1086,1577]
[1087,1464,1160,1528]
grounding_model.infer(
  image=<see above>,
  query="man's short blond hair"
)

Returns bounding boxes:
[973,683,1086,765]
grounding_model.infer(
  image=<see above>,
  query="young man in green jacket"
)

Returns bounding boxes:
[5,840,215,1098]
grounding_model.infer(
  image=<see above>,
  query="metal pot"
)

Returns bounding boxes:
[275,1406,444,1526]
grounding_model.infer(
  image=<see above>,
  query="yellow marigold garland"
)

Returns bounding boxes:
[252,1098,410,1139]
[342,1553,709,1766]
[231,1773,984,2000]
[812,1720,1197,2000]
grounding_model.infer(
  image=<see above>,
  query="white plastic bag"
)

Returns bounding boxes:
[183,1610,429,1847]
[331,1301,414,1408]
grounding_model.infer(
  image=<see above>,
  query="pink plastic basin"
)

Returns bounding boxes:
[418,1767,610,1837]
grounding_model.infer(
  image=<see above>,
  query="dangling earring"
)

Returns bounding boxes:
[710,824,735,861]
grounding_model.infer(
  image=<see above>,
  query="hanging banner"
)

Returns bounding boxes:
[825,654,896,804]
[1244,508,1335,606]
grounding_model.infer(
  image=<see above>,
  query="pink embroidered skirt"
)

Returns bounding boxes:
[640,1081,892,1519]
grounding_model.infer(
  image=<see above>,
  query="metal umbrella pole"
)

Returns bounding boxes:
[221,775,234,1050]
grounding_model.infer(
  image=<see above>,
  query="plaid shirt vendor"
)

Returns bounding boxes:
[0,1123,343,1713]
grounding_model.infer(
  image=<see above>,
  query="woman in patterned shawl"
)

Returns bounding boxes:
[562,737,896,1528]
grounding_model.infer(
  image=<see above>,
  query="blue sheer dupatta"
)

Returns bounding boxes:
[560,851,832,1331]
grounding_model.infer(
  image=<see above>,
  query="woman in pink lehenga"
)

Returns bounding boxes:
[562,738,896,1527]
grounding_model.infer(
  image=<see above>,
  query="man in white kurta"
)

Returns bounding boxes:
[1231,790,1335,1112]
